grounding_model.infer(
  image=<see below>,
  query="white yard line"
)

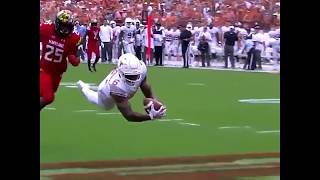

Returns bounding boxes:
[178,122,201,126]
[73,110,97,112]
[218,126,251,129]
[256,130,280,134]
[186,83,206,86]
[96,112,121,115]
[158,119,184,122]
[239,99,280,104]
[44,107,56,110]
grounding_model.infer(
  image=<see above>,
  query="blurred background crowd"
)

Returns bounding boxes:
[40,0,280,30]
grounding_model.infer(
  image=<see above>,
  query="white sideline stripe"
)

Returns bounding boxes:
[64,85,98,90]
[96,112,121,115]
[65,85,78,88]
[74,110,97,112]
[158,119,184,122]
[44,107,56,110]
[256,130,280,134]
[179,122,200,126]
[186,83,206,86]
[60,82,96,86]
[238,99,280,104]
[219,126,251,129]
[239,99,280,101]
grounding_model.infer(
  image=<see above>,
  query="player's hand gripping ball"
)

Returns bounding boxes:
[143,98,162,112]
[143,98,166,119]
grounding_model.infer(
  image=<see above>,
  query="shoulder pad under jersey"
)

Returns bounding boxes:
[109,83,128,98]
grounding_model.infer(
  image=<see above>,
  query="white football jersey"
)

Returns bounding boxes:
[173,29,181,43]
[208,27,219,43]
[112,26,121,42]
[120,25,136,42]
[98,66,147,104]
[193,28,201,46]
[221,26,230,34]
[164,29,174,42]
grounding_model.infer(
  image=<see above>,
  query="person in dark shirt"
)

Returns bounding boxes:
[198,35,210,67]
[223,26,239,68]
[179,25,193,68]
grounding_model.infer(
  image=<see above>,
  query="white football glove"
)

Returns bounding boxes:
[148,103,167,120]
[101,43,104,48]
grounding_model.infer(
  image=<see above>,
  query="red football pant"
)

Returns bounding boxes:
[40,70,62,104]
[87,45,100,60]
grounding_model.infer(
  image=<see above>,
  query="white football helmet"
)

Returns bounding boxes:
[117,53,146,86]
[135,19,141,27]
[125,18,132,28]
[186,24,192,31]
[110,20,116,28]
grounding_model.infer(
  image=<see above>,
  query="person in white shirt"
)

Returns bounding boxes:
[172,26,181,60]
[142,26,154,65]
[99,20,113,63]
[252,28,265,69]
[135,23,144,61]
[110,21,121,60]
[164,27,174,61]
[199,26,212,42]
[153,22,165,66]
[119,18,136,55]
[242,34,255,70]
[208,23,220,60]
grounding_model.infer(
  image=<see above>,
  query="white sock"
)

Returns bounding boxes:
[81,87,99,105]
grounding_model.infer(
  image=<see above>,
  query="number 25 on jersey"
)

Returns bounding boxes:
[44,44,64,63]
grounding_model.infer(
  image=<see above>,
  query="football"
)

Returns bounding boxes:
[143,98,163,113]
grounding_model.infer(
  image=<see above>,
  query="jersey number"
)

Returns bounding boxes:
[44,44,64,63]
[127,32,132,39]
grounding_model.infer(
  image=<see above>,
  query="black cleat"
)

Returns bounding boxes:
[92,66,97,72]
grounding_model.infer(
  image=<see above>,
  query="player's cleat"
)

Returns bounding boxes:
[92,65,97,72]
[77,80,90,90]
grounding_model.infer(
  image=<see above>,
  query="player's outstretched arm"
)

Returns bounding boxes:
[111,93,152,122]
[140,77,155,99]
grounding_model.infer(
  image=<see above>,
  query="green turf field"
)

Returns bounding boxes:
[40,64,280,163]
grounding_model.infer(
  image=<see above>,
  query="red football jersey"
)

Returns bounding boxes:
[87,26,100,46]
[40,23,80,75]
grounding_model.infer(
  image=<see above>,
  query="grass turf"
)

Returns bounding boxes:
[40,64,280,163]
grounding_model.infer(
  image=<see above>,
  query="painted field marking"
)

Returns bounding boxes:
[158,118,184,122]
[73,110,97,112]
[256,130,280,134]
[178,122,201,126]
[238,99,280,104]
[218,126,251,129]
[64,85,98,90]
[186,83,206,86]
[60,82,96,86]
[44,107,56,110]
[65,85,78,88]
[96,112,121,115]
[40,157,279,176]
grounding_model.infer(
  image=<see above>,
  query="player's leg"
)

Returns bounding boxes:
[129,43,135,55]
[77,80,99,105]
[135,45,142,60]
[40,71,55,111]
[92,46,101,72]
[77,80,115,110]
[87,46,93,72]
[123,43,129,54]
